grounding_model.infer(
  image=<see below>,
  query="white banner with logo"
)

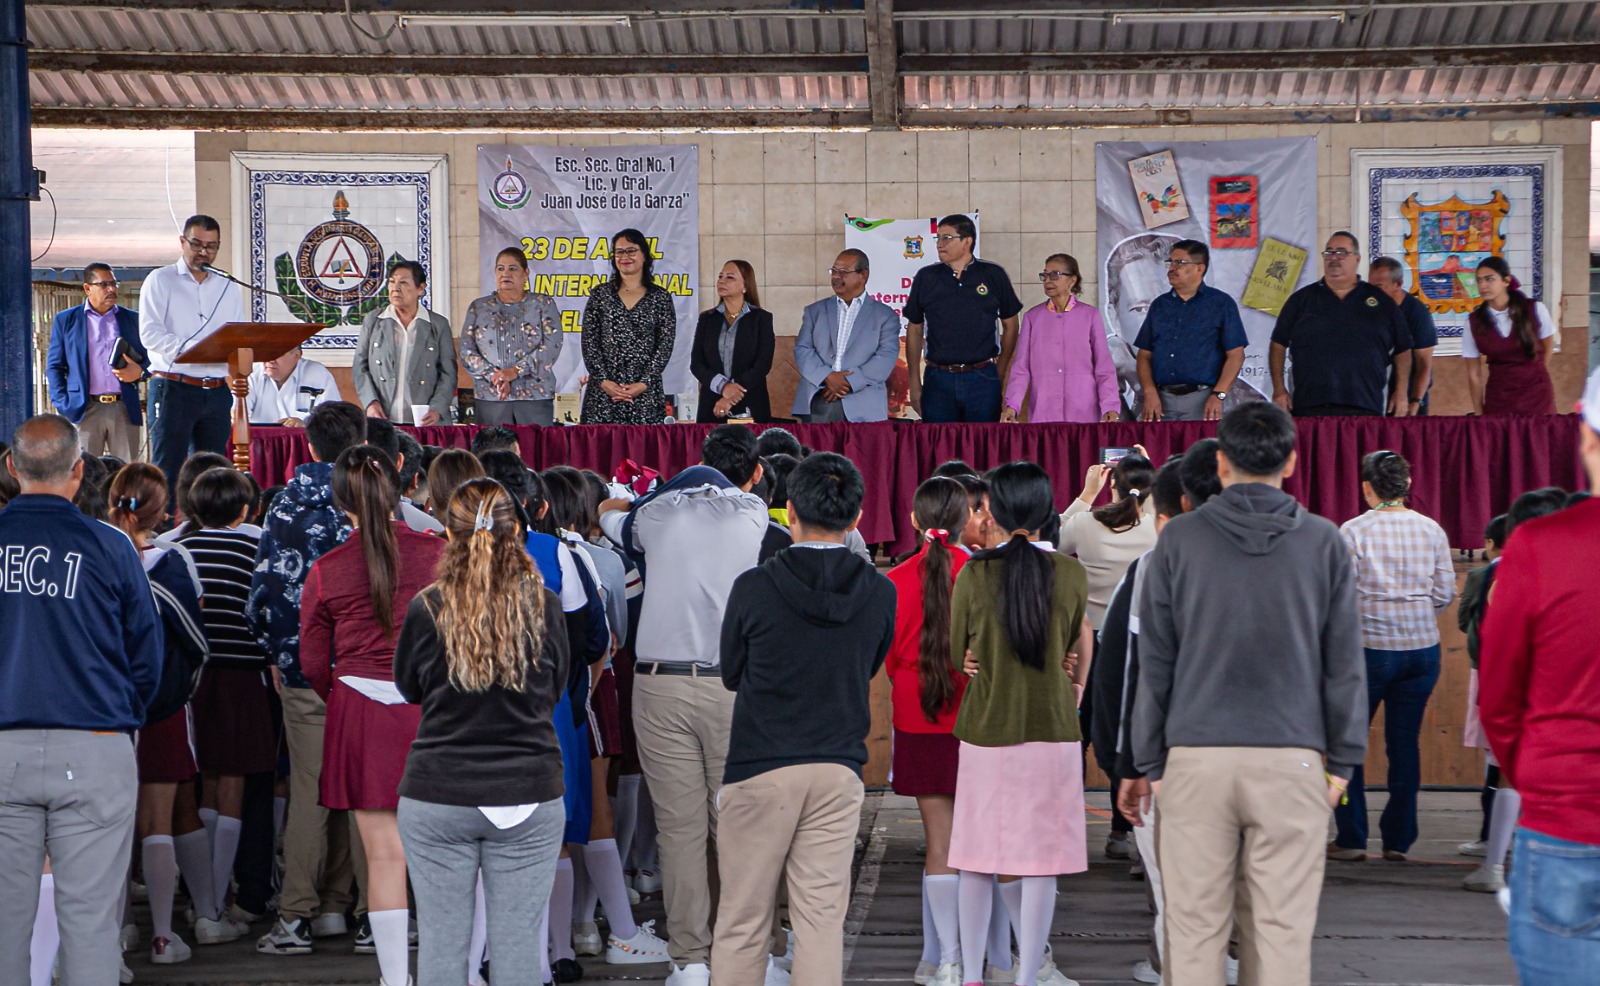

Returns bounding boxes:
[231,152,451,367]
[478,145,699,394]
[844,214,980,332]
[1095,138,1317,401]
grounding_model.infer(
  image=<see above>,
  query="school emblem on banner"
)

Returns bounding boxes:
[491,158,532,211]
[904,236,924,260]
[274,190,400,326]
[1400,190,1509,315]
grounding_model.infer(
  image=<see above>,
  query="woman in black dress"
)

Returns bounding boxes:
[690,259,775,422]
[580,229,678,424]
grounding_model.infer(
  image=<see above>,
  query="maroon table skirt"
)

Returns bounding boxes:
[249,415,1585,553]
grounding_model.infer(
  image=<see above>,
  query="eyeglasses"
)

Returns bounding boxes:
[1165,260,1201,268]
[1038,271,1076,281]
[827,266,865,276]
[86,279,118,288]
[183,237,220,253]
[1322,249,1356,259]
[613,247,644,258]
[935,234,967,244]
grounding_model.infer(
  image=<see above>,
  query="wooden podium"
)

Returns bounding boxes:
[177,321,327,472]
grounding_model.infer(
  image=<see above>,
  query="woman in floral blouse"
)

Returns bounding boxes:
[580,228,678,425]
[460,246,564,426]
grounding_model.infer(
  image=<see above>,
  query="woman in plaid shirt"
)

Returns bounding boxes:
[1328,450,1456,861]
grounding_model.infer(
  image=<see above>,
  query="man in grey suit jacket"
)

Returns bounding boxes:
[351,260,458,425]
[791,250,902,423]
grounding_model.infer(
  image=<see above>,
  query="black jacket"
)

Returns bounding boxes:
[1090,557,1141,780]
[690,306,775,422]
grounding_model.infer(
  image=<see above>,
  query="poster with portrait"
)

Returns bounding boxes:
[1096,138,1317,406]
[1350,146,1561,357]
[477,144,699,393]
[843,213,981,331]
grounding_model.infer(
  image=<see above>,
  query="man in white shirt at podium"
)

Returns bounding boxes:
[247,346,342,427]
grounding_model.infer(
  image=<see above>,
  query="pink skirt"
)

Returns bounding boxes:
[948,740,1087,877]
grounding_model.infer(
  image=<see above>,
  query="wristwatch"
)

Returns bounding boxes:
[1212,389,1228,401]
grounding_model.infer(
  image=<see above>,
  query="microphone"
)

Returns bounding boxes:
[201,263,320,325]
[201,262,236,280]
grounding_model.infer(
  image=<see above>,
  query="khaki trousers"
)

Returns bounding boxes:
[77,400,139,461]
[710,763,863,986]
[1155,747,1328,986]
[632,673,735,967]
[279,687,365,922]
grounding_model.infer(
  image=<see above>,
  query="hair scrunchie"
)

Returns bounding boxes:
[923,528,949,542]
[114,496,138,511]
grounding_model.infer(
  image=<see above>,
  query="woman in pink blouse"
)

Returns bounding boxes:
[1002,254,1121,424]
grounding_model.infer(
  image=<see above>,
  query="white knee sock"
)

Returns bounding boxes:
[30,874,58,986]
[571,849,596,926]
[549,858,575,962]
[582,839,638,940]
[614,774,641,872]
[630,783,658,873]
[272,796,287,842]
[925,874,960,966]
[143,836,179,940]
[919,873,939,964]
[468,874,488,982]
[369,908,410,986]
[212,815,242,914]
[174,829,218,922]
[992,879,1021,969]
[957,871,994,984]
[1487,787,1522,869]
[1014,877,1056,986]
[198,806,218,850]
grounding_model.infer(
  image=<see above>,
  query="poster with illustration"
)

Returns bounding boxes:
[1209,175,1259,248]
[1240,237,1308,316]
[1127,150,1190,228]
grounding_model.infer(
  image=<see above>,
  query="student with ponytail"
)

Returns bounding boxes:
[1463,257,1556,416]
[394,478,570,986]
[886,477,972,985]
[299,445,446,986]
[948,462,1090,986]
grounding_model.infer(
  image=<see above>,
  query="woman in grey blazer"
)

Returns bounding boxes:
[352,261,459,425]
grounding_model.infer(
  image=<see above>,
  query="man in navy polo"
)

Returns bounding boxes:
[904,214,1023,423]
[1133,239,1248,421]
[1368,256,1436,417]
[1269,232,1411,417]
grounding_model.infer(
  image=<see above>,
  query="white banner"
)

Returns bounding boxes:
[1096,138,1318,402]
[844,214,980,332]
[477,145,699,394]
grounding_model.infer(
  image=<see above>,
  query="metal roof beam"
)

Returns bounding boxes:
[891,0,1599,18]
[902,43,1600,75]
[26,0,866,15]
[865,0,899,127]
[901,101,1600,126]
[29,50,869,78]
[29,106,876,129]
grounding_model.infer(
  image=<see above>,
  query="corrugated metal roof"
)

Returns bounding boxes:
[25,1,1600,127]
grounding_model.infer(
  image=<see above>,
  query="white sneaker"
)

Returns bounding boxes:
[311,912,349,937]
[632,868,663,895]
[119,922,139,952]
[193,915,246,945]
[1226,954,1239,985]
[1036,962,1079,986]
[665,962,711,986]
[1459,839,1489,857]
[628,885,642,905]
[930,961,962,986]
[1132,958,1161,983]
[150,934,193,964]
[607,920,670,964]
[573,921,603,957]
[764,958,791,986]
[119,959,134,984]
[1464,864,1506,892]
[913,960,938,985]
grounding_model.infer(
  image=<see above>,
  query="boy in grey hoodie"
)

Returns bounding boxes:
[1132,403,1365,986]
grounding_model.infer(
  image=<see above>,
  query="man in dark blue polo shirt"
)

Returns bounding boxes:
[903,214,1023,423]
[1269,232,1412,417]
[1133,239,1248,422]
[1369,256,1437,416]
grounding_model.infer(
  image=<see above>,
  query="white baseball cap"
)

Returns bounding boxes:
[1583,366,1600,432]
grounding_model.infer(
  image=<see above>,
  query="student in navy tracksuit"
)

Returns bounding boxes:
[0,415,164,986]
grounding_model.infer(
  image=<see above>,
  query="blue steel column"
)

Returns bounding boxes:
[0,0,35,438]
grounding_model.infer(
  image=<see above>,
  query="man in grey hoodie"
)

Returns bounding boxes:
[1132,402,1365,986]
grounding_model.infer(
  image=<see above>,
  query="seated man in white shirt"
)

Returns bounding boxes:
[247,346,342,427]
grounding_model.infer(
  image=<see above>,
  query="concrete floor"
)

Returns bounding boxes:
[125,791,1517,986]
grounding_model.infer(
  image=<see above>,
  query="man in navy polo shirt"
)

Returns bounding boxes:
[1269,232,1411,417]
[1369,256,1437,416]
[904,214,1023,423]
[1133,239,1248,421]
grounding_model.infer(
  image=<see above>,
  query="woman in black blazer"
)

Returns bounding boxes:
[690,259,775,422]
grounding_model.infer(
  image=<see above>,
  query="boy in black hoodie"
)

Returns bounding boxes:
[712,452,896,986]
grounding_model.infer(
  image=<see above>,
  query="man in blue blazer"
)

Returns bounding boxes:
[46,264,148,460]
[791,250,902,423]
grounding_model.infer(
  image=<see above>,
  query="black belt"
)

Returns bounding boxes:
[635,662,717,678]
[1158,384,1206,396]
[926,358,996,374]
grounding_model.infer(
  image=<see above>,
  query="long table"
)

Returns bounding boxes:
[250,415,1586,551]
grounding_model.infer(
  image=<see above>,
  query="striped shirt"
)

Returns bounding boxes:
[1339,508,1456,650]
[175,526,270,670]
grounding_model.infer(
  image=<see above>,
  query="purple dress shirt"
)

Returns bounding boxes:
[1004,298,1120,423]
[85,305,122,396]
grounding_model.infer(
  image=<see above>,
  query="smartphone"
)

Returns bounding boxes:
[1100,446,1133,466]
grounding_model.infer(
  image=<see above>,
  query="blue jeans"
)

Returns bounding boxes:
[920,364,1001,423]
[1509,828,1600,984]
[1332,645,1439,853]
[148,376,233,494]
